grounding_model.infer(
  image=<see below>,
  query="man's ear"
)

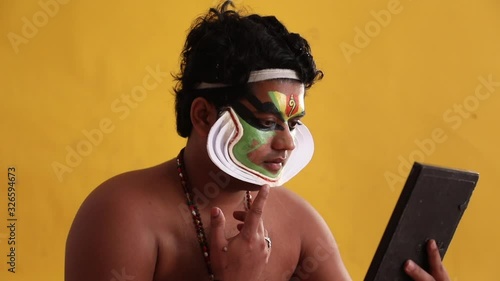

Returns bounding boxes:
[190,97,218,137]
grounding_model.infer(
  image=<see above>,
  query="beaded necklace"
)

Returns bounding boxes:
[176,148,252,280]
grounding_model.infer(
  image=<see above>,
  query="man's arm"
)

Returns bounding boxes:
[65,181,157,281]
[296,203,352,280]
[288,196,453,281]
[284,190,352,281]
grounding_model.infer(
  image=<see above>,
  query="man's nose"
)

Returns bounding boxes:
[271,127,296,151]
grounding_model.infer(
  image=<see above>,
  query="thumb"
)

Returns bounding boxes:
[209,207,227,275]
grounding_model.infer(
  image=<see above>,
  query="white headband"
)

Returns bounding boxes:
[196,68,300,89]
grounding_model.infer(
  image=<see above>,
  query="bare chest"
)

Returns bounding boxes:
[153,218,301,281]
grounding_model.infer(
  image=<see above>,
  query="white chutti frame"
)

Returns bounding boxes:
[207,108,314,187]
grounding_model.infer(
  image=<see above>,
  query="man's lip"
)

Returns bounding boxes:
[262,162,283,173]
[262,158,286,173]
[264,158,285,164]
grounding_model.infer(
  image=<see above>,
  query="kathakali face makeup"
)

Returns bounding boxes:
[205,69,315,187]
[230,80,306,178]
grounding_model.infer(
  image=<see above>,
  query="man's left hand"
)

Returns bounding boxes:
[404,239,451,281]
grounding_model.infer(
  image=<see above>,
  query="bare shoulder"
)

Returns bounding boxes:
[267,187,352,281]
[266,186,335,251]
[65,160,180,281]
[80,160,176,208]
[70,160,180,230]
[267,186,327,229]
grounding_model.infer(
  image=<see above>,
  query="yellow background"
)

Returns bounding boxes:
[1,0,499,280]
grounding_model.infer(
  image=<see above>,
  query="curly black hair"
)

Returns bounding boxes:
[174,1,323,138]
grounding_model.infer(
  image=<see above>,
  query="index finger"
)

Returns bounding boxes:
[427,240,449,279]
[241,184,270,239]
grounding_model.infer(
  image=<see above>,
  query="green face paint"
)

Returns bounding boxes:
[232,115,277,177]
[230,89,305,178]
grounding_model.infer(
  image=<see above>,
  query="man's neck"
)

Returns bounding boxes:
[181,140,260,210]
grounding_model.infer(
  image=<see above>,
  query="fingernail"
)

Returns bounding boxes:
[430,239,437,250]
[405,260,415,271]
[211,207,220,217]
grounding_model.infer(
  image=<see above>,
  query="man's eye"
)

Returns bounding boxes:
[288,120,303,130]
[260,119,277,128]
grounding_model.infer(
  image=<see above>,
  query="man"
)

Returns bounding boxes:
[65,2,451,280]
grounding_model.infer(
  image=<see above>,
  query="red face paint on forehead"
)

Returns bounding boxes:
[286,94,299,118]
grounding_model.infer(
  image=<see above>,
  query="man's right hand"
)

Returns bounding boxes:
[210,184,271,281]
